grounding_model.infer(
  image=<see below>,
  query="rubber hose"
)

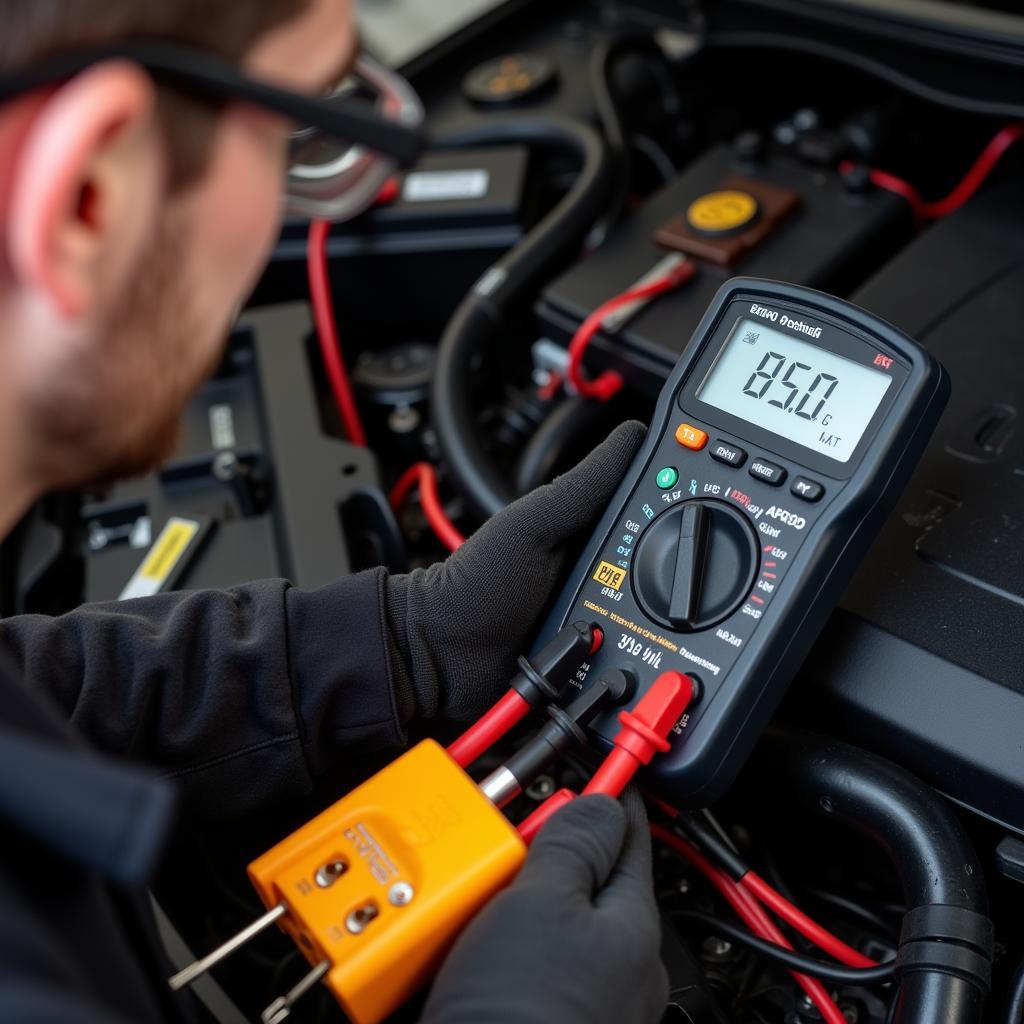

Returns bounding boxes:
[589,34,682,242]
[702,32,1024,121]
[1004,954,1024,1024]
[514,396,611,496]
[589,36,636,240]
[430,116,613,518]
[758,727,990,1024]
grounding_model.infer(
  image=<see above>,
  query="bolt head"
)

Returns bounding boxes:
[701,936,732,958]
[389,881,415,907]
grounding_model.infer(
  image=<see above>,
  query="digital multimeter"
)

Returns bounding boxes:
[536,278,949,805]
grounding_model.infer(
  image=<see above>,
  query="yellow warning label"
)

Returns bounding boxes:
[593,561,626,591]
[686,189,759,234]
[139,519,200,582]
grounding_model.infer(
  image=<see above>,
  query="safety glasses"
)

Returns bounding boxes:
[0,41,426,222]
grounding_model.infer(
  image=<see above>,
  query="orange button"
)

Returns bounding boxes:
[675,423,708,450]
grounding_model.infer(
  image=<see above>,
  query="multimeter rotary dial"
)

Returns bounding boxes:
[631,499,759,631]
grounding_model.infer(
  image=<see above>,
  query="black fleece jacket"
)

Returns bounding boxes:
[0,570,404,1022]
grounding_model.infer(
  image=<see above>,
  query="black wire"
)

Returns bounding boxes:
[1005,954,1024,1024]
[676,813,748,880]
[702,31,1024,120]
[588,37,631,240]
[885,986,900,1024]
[801,887,901,939]
[514,395,611,495]
[672,911,895,987]
[588,33,683,242]
[758,842,803,909]
[630,133,677,183]
[430,116,612,518]
[701,808,741,855]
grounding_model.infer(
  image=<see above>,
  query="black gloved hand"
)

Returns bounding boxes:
[385,421,644,722]
[420,788,667,1024]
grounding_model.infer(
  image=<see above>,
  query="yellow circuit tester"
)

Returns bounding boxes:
[170,740,524,1023]
[168,622,607,1024]
[165,622,690,1024]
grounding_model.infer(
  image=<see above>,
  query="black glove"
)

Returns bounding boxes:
[386,421,644,722]
[421,788,667,1024]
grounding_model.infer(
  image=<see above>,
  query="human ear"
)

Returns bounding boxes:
[6,61,165,320]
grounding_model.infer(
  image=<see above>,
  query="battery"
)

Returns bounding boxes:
[535,143,909,395]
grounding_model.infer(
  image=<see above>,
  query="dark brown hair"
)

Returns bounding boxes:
[0,0,312,184]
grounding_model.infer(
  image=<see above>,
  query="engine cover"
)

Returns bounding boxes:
[797,182,1024,832]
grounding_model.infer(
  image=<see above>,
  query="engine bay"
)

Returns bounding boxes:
[5,0,1024,1020]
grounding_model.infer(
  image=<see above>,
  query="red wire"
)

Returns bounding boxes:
[567,260,696,401]
[841,121,1024,224]
[582,748,639,799]
[742,871,877,969]
[517,787,576,844]
[652,825,847,1024]
[374,176,401,206]
[447,690,531,769]
[857,166,929,225]
[537,372,564,402]
[655,800,879,971]
[921,122,1024,218]
[390,462,466,553]
[390,463,425,511]
[307,219,368,447]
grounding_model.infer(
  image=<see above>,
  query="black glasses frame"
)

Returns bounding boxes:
[0,39,426,167]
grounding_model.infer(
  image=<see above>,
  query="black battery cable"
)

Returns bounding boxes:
[430,116,614,519]
[671,910,896,986]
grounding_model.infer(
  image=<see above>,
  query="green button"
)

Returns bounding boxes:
[656,466,679,489]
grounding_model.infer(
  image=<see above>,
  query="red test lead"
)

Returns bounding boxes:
[583,670,694,798]
[518,670,694,842]
[671,810,878,969]
[447,621,603,769]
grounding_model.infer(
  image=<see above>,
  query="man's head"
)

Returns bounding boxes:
[0,0,357,508]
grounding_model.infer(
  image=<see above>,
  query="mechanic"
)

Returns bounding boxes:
[0,1,669,1022]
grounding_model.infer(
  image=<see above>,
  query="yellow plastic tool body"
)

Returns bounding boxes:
[248,739,526,1024]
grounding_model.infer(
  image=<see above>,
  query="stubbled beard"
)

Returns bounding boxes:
[26,214,228,490]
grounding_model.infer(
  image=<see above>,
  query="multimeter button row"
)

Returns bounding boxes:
[675,423,825,502]
[748,458,825,502]
[706,435,825,504]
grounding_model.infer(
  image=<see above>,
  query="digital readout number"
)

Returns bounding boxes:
[743,352,839,425]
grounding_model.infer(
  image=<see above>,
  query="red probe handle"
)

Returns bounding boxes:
[518,671,694,842]
[583,671,694,798]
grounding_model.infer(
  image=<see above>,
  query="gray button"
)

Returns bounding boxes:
[749,458,786,486]
[710,439,747,468]
[791,476,824,502]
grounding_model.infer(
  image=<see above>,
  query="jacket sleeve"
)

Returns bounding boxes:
[0,570,405,816]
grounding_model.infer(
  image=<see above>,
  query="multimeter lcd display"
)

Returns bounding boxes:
[697,318,893,462]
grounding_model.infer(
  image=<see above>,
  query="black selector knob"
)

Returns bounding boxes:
[631,499,759,631]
